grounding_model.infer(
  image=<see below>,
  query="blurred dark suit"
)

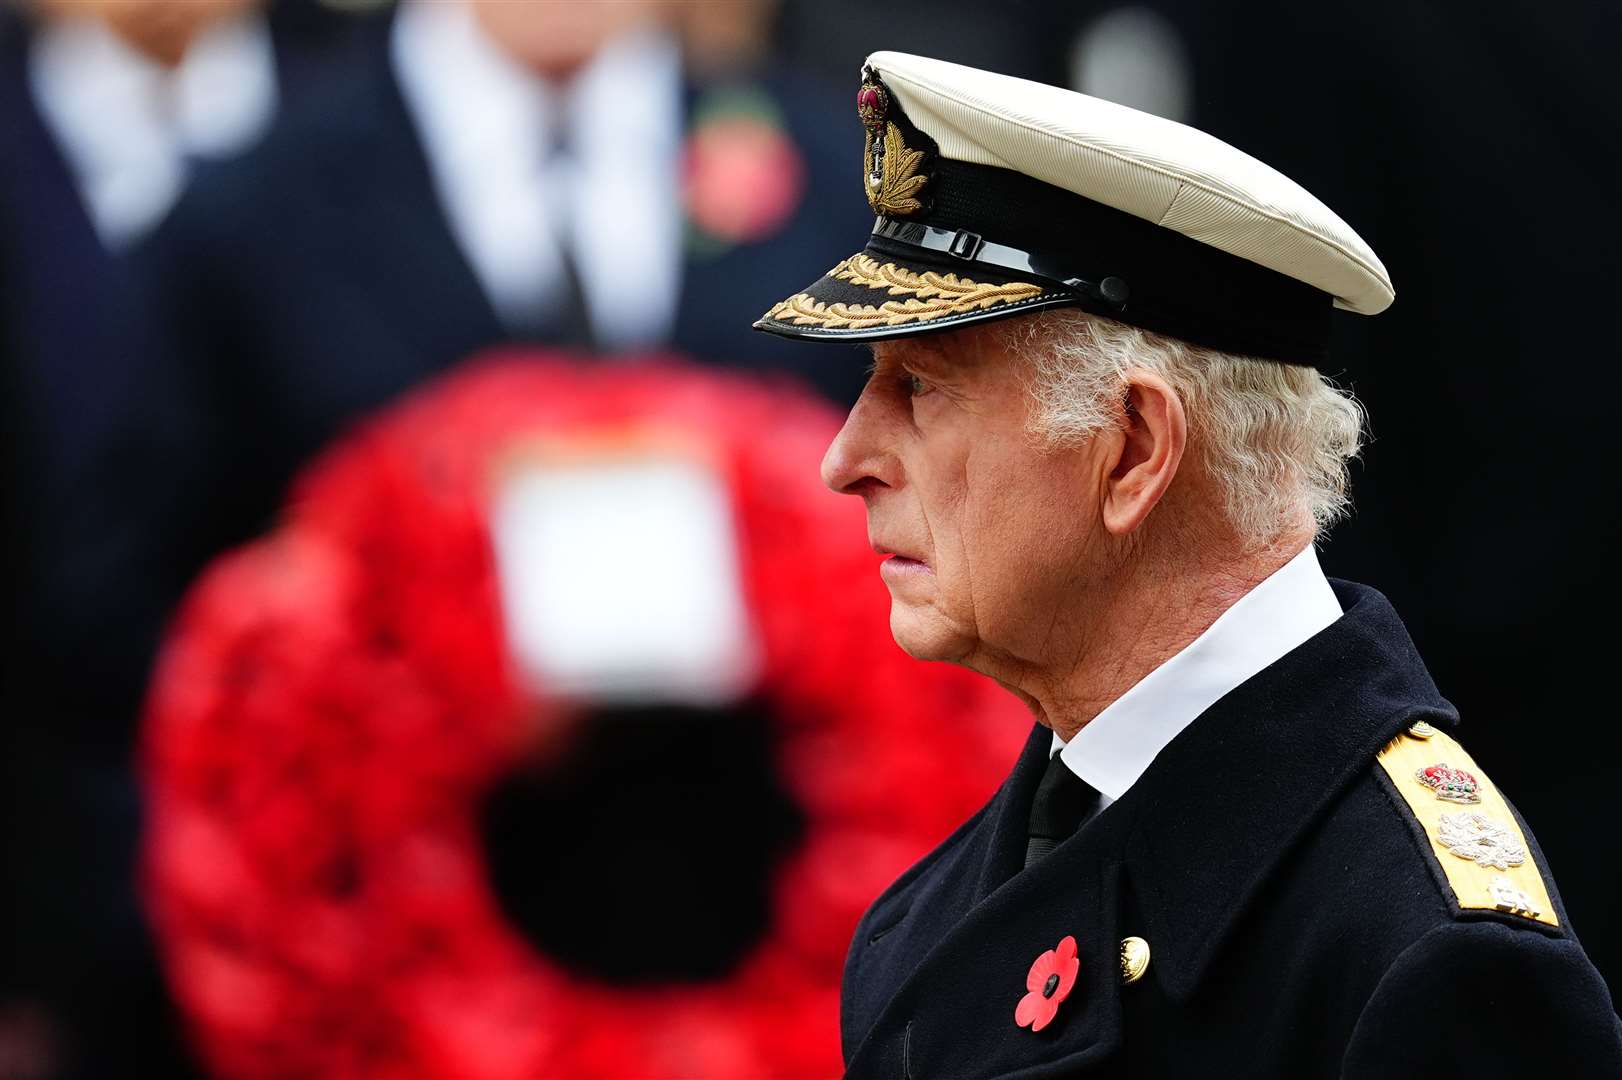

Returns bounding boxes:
[137,16,871,599]
[0,6,366,1075]
[0,17,148,1055]
[0,15,160,734]
[0,0,373,746]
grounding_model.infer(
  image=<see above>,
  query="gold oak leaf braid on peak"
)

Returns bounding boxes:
[763,256,1045,330]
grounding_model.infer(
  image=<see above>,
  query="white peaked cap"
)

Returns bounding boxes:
[872,51,1392,315]
[757,51,1393,365]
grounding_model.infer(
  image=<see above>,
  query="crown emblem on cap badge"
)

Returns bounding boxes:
[856,81,886,128]
[857,75,928,217]
[1415,763,1482,804]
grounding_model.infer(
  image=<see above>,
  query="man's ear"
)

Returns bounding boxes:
[1100,370,1187,536]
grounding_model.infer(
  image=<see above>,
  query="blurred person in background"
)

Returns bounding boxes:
[16,0,276,255]
[134,0,872,624]
[4,0,868,1064]
[0,1,365,1074]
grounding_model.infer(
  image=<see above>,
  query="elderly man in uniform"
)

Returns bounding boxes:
[754,53,1622,1077]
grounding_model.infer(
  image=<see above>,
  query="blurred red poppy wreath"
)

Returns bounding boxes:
[141,353,1027,1078]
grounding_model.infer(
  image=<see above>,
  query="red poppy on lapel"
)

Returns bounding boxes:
[1015,935,1080,1032]
[682,90,806,251]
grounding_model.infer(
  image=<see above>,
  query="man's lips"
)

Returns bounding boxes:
[872,542,929,572]
[879,555,930,579]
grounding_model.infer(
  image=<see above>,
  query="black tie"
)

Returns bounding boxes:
[527,98,595,349]
[1025,752,1102,868]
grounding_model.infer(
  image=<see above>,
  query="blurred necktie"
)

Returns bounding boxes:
[1025,751,1102,868]
[534,98,594,349]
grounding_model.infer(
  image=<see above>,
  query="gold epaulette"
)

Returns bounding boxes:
[1375,723,1558,927]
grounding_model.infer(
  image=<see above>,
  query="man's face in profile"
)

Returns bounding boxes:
[819,322,1112,672]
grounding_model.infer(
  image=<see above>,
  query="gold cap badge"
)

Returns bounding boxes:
[857,74,928,217]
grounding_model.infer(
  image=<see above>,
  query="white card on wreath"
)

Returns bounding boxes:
[490,451,760,706]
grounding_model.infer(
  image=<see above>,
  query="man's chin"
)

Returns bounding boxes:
[888,603,968,663]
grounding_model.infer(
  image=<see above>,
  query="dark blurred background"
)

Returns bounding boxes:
[2,0,1618,1074]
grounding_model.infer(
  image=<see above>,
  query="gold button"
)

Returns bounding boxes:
[1119,936,1150,985]
[1407,721,1438,740]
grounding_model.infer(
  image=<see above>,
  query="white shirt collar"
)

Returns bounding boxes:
[28,14,277,251]
[1051,544,1342,801]
[391,0,682,345]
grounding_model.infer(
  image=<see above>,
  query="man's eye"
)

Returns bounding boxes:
[903,372,932,397]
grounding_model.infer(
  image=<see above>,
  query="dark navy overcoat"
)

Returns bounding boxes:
[841,580,1622,1077]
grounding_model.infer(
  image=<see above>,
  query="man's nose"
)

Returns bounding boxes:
[820,394,888,497]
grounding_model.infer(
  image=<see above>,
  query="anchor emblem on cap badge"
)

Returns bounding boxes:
[856,71,928,217]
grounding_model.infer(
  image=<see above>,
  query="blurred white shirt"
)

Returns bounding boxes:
[1052,543,1343,802]
[28,13,278,251]
[391,0,683,349]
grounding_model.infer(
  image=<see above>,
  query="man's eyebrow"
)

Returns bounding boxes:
[873,337,954,373]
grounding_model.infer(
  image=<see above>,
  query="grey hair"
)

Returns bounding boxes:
[1000,309,1367,549]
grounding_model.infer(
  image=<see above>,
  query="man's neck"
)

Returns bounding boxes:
[986,529,1315,741]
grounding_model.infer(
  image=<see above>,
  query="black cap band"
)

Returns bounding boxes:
[871,217,1133,313]
[876,157,1335,366]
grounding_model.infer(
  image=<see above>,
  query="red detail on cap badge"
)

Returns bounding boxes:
[1416,763,1482,804]
[1015,935,1079,1032]
[857,83,887,129]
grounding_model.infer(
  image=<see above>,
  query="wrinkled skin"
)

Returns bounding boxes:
[819,317,1295,738]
